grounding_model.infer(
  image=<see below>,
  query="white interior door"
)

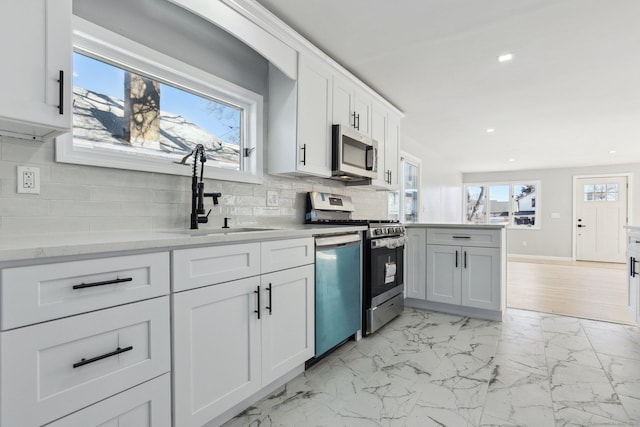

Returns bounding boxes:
[575,176,628,263]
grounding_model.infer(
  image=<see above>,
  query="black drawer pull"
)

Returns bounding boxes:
[58,70,64,115]
[73,345,133,368]
[73,277,133,290]
[254,286,261,319]
[266,283,273,315]
[452,236,471,239]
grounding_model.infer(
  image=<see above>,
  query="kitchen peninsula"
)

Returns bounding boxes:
[405,224,507,321]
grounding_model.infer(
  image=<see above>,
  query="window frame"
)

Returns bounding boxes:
[463,181,542,229]
[389,151,422,223]
[56,16,264,184]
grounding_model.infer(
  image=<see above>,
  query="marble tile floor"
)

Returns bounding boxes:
[223,308,640,427]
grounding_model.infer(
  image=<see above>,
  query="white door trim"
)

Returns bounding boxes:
[572,173,633,261]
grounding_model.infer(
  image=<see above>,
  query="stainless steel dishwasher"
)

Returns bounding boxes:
[314,232,362,358]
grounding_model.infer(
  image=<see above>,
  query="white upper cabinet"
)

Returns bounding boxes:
[268,54,333,177]
[0,0,72,141]
[369,103,400,190]
[332,74,371,135]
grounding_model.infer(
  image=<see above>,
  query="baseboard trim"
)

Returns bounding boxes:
[404,298,504,321]
[507,253,574,262]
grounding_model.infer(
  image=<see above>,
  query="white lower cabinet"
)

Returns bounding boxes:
[173,276,262,427]
[261,265,314,385]
[0,296,170,427]
[47,373,171,427]
[172,238,315,426]
[406,226,506,319]
[427,245,501,311]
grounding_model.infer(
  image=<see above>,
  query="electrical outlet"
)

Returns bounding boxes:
[17,166,40,194]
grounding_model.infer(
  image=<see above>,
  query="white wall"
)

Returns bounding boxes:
[464,163,640,258]
[401,135,463,223]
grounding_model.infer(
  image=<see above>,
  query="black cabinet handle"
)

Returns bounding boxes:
[254,286,261,319]
[464,251,468,269]
[632,257,638,278]
[388,170,392,185]
[352,111,357,128]
[58,70,64,115]
[72,277,133,290]
[356,113,360,130]
[455,250,458,268]
[73,345,133,368]
[452,236,471,239]
[266,283,272,315]
[300,144,306,165]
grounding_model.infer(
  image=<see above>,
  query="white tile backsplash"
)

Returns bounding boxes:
[0,136,389,235]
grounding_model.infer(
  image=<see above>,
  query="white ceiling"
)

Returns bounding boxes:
[255,0,640,173]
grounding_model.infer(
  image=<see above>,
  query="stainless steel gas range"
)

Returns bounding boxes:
[306,192,406,337]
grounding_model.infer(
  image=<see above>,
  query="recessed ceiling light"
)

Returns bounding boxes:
[508,158,516,162]
[609,150,617,154]
[486,128,495,133]
[498,53,514,62]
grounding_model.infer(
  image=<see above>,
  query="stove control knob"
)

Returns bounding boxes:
[374,229,381,235]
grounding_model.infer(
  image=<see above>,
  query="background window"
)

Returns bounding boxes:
[389,153,421,223]
[464,181,540,228]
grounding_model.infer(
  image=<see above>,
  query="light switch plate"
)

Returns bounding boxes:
[17,166,40,194]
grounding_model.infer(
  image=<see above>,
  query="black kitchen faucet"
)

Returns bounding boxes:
[177,144,222,229]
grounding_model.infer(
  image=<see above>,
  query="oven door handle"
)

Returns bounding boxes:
[371,236,407,249]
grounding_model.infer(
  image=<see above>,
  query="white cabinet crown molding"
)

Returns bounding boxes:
[220,0,404,118]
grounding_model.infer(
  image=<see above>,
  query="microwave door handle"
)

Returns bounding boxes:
[366,146,377,171]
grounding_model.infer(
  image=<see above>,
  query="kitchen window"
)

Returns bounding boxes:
[389,152,421,223]
[56,17,264,184]
[464,181,540,229]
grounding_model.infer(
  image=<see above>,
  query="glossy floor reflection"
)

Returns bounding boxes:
[223,308,640,426]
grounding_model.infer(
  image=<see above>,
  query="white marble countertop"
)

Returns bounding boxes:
[405,223,507,229]
[625,225,640,233]
[0,225,367,264]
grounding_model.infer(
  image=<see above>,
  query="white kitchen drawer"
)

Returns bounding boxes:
[426,227,501,248]
[47,373,171,427]
[0,297,170,427]
[1,251,170,330]
[628,232,640,251]
[173,243,260,292]
[261,238,314,273]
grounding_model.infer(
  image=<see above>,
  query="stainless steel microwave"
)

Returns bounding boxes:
[331,124,378,182]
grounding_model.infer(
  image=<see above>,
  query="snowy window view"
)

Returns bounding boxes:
[72,52,243,171]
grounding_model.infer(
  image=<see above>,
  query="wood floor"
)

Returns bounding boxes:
[507,257,637,325]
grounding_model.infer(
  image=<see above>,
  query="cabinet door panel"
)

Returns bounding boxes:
[0,0,72,137]
[386,115,400,189]
[297,54,332,177]
[426,245,460,304]
[332,76,354,128]
[173,277,261,426]
[261,265,314,385]
[461,247,500,310]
